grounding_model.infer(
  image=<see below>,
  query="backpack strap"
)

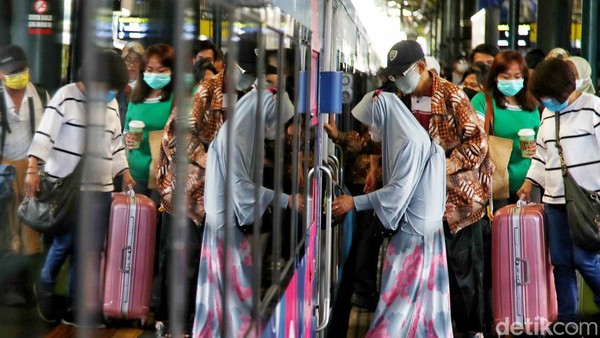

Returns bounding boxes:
[0,86,8,162]
[33,83,48,109]
[30,83,49,136]
[484,93,494,136]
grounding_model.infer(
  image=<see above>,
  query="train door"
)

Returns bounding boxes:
[193,2,328,337]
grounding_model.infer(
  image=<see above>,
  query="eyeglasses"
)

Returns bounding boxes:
[388,62,418,82]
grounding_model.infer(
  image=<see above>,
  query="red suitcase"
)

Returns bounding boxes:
[492,203,557,334]
[103,192,157,324]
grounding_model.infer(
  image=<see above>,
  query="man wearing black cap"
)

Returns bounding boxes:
[0,45,49,265]
[380,39,493,338]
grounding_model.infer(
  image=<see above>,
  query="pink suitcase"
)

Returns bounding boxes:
[103,192,157,323]
[492,203,557,334]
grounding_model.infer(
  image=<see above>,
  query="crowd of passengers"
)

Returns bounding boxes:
[1,35,600,338]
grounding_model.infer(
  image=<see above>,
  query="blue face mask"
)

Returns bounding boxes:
[143,72,171,89]
[497,79,524,97]
[105,90,118,103]
[541,98,568,112]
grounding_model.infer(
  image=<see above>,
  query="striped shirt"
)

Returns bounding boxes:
[28,83,128,192]
[526,93,600,204]
[1,83,48,160]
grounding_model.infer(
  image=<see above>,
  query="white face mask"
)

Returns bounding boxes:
[369,126,381,142]
[456,63,469,73]
[394,65,421,94]
[265,126,277,140]
[575,78,587,90]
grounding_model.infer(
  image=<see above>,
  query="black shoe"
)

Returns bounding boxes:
[61,307,106,328]
[33,281,58,323]
[350,292,378,312]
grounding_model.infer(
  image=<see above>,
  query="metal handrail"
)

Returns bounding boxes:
[316,165,333,331]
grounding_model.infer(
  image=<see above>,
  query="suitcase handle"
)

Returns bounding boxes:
[120,246,131,273]
[515,257,530,285]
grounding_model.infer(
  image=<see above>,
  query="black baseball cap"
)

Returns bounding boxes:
[237,33,258,75]
[0,45,29,74]
[381,40,424,77]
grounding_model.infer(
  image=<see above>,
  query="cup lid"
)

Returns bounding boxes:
[518,128,535,137]
[129,120,145,129]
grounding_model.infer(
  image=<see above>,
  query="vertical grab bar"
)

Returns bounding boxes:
[327,154,340,182]
[316,166,333,331]
[334,144,344,184]
[306,168,316,230]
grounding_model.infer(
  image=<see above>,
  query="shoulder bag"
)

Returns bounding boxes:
[0,164,15,201]
[555,113,600,251]
[18,163,83,235]
[484,94,513,200]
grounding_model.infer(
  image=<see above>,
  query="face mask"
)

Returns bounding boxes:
[463,87,479,100]
[497,79,524,97]
[575,78,586,90]
[105,90,118,103]
[369,126,381,142]
[143,72,171,89]
[4,70,29,90]
[541,98,568,112]
[394,68,421,94]
[265,126,277,140]
[456,63,469,73]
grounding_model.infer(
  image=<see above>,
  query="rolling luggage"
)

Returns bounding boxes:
[103,192,157,323]
[492,202,557,333]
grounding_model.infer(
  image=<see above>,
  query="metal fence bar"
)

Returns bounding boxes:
[168,0,193,336]
[77,1,109,337]
[250,17,266,338]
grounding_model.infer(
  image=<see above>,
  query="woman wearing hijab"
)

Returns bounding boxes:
[566,56,597,95]
[331,90,452,337]
[191,68,301,336]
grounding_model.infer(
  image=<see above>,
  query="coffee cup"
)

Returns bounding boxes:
[518,128,536,158]
[128,120,145,149]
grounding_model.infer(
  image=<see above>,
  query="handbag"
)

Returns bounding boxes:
[555,113,600,251]
[17,163,83,235]
[484,94,512,200]
[0,164,15,201]
[148,130,164,190]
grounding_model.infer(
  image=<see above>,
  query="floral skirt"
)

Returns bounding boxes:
[366,228,453,338]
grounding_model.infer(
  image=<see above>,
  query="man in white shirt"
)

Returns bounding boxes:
[0,45,49,262]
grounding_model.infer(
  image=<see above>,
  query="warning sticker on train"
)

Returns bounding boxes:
[34,0,49,14]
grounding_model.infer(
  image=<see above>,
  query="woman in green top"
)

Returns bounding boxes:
[124,43,175,197]
[471,50,540,207]
[471,50,540,333]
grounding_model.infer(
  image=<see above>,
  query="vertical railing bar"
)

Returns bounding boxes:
[289,21,302,265]
[76,1,101,336]
[270,30,286,300]
[221,7,238,337]
[302,29,312,245]
[168,0,192,336]
[250,15,266,338]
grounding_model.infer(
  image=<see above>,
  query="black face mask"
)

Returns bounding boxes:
[463,87,479,100]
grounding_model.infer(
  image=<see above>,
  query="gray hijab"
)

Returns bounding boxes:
[204,87,294,228]
[352,91,446,236]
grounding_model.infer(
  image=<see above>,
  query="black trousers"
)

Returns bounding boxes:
[152,212,204,327]
[444,217,486,333]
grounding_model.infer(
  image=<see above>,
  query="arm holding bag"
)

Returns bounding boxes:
[18,165,82,235]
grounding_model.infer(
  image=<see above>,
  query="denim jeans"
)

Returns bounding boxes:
[545,203,600,322]
[40,230,74,297]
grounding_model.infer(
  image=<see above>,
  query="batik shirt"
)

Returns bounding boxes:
[427,73,493,233]
[156,72,224,224]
